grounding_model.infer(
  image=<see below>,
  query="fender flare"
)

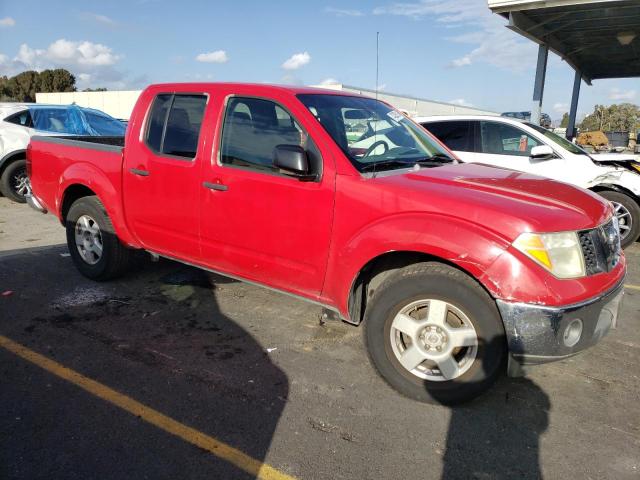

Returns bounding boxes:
[0,149,27,172]
[323,212,512,319]
[58,162,140,248]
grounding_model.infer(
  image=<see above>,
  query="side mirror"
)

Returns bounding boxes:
[530,145,554,160]
[273,145,315,180]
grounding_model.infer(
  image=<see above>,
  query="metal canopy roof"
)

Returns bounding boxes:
[488,0,640,83]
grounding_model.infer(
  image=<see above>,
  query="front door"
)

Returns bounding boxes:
[465,120,565,179]
[199,96,335,298]
[123,93,208,261]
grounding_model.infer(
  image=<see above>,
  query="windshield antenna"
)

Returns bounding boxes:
[373,31,380,178]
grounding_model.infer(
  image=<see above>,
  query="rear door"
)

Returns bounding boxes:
[421,120,475,161]
[199,95,335,298]
[123,93,208,261]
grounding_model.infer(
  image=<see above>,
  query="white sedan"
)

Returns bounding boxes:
[417,114,640,248]
[0,103,125,202]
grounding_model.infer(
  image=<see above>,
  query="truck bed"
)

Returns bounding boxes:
[28,135,126,222]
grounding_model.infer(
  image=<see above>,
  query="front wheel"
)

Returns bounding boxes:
[0,159,29,203]
[599,191,640,248]
[365,262,506,405]
[66,196,131,280]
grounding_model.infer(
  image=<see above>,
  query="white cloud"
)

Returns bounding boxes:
[374,0,536,72]
[0,17,15,27]
[320,77,340,86]
[1,39,125,88]
[195,50,228,63]
[325,7,364,17]
[282,51,311,70]
[609,88,636,101]
[449,56,471,67]
[79,13,117,26]
[449,98,473,107]
[553,102,568,114]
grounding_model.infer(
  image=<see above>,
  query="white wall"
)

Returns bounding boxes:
[35,90,142,120]
[37,84,499,120]
[313,83,498,117]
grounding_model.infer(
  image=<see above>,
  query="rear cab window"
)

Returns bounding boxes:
[145,93,207,159]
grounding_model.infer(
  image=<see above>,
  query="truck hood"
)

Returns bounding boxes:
[373,162,612,241]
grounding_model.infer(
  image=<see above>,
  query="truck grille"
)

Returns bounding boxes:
[578,219,621,275]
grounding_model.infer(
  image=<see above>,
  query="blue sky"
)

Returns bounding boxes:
[0,0,637,120]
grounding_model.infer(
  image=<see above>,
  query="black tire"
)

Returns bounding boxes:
[66,196,131,280]
[0,159,28,203]
[364,262,506,405]
[599,190,640,249]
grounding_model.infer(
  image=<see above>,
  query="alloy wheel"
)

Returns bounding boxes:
[389,298,478,382]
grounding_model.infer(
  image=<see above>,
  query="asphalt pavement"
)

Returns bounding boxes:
[1,197,639,479]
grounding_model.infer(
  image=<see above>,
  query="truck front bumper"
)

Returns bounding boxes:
[497,280,624,375]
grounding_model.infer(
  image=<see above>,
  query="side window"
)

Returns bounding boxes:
[220,97,321,177]
[4,110,33,128]
[146,94,172,152]
[480,121,541,156]
[145,94,207,159]
[422,121,474,152]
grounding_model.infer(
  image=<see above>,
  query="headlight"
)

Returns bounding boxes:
[632,163,640,174]
[513,231,586,279]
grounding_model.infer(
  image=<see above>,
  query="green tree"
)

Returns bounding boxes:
[0,75,10,100]
[580,103,640,132]
[560,112,569,128]
[38,68,76,94]
[6,70,40,102]
[82,87,107,92]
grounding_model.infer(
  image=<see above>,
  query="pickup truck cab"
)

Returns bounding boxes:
[417,115,640,248]
[27,83,626,404]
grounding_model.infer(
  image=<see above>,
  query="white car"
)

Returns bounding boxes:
[0,103,126,202]
[417,115,640,248]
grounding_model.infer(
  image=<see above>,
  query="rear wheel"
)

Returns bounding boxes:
[66,196,131,280]
[599,190,640,248]
[0,159,29,203]
[364,262,506,405]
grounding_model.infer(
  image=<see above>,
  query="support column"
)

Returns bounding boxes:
[531,44,549,126]
[566,69,582,140]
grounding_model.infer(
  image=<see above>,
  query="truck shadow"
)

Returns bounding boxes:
[0,245,290,479]
[436,336,550,480]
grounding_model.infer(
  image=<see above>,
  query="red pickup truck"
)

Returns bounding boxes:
[27,83,625,404]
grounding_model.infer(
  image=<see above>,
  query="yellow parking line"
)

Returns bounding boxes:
[625,284,640,291]
[0,335,295,480]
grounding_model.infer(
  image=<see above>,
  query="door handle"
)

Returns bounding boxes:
[130,168,150,177]
[203,181,228,191]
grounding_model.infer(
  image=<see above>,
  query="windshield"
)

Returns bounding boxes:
[297,94,454,172]
[29,106,125,136]
[525,122,588,155]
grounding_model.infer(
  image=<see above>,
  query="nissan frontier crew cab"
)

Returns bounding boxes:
[26,83,626,404]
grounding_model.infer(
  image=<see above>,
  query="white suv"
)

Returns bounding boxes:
[417,115,640,248]
[0,103,125,203]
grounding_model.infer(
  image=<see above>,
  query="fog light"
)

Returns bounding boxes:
[563,319,583,347]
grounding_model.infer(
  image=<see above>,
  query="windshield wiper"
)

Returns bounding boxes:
[360,155,454,173]
[360,160,415,172]
[415,153,454,163]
